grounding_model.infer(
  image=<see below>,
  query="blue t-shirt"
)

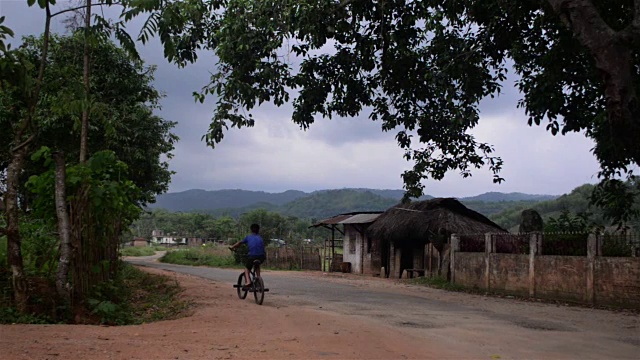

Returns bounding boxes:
[241,233,265,256]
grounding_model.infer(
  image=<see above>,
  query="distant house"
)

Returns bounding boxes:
[270,239,286,247]
[131,237,149,247]
[367,198,507,278]
[151,229,187,246]
[151,229,204,246]
[312,212,383,274]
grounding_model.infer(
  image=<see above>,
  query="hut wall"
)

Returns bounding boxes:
[412,243,425,269]
[342,225,364,274]
[132,239,148,247]
[365,238,382,276]
[389,242,402,278]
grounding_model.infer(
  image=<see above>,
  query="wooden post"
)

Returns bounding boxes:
[330,226,335,272]
[529,233,540,298]
[586,233,597,305]
[428,243,433,277]
[450,234,460,284]
[485,233,493,291]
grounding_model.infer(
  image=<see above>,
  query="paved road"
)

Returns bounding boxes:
[128,255,640,359]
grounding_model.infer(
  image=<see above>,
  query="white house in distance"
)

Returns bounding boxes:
[151,229,187,246]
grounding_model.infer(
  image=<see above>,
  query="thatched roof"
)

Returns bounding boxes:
[367,198,507,243]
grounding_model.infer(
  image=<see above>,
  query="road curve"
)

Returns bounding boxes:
[127,255,640,360]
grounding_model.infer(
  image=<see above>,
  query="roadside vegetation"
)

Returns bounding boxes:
[120,247,156,257]
[0,262,190,325]
[160,245,238,268]
[407,276,466,292]
[120,245,168,257]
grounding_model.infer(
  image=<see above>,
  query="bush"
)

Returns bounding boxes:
[407,276,465,291]
[120,247,156,257]
[86,262,190,325]
[601,235,634,257]
[0,236,7,270]
[160,246,236,268]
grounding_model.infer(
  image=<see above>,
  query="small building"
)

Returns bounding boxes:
[151,230,187,246]
[186,237,204,247]
[131,237,149,247]
[367,198,507,279]
[311,212,383,274]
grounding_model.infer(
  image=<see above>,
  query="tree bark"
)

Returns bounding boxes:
[4,3,52,313]
[79,0,92,163]
[5,148,29,312]
[53,152,72,302]
[547,0,638,133]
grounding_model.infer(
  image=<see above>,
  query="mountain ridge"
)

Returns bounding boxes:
[150,188,558,216]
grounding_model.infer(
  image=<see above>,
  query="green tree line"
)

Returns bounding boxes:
[131,208,330,246]
[1,4,176,321]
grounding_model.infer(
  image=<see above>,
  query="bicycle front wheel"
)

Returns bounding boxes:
[236,273,248,299]
[253,277,264,305]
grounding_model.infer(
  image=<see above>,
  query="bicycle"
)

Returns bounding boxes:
[231,253,269,305]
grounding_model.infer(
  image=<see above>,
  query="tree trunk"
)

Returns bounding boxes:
[53,152,72,302]
[5,147,29,312]
[546,0,639,143]
[79,0,92,163]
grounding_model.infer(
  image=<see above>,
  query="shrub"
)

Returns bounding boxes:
[160,246,236,268]
[120,247,156,257]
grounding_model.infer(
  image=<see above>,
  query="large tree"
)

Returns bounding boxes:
[124,0,639,223]
[0,33,178,206]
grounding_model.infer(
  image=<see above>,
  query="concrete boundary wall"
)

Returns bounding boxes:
[451,234,640,308]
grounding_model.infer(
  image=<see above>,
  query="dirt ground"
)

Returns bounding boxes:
[2,263,639,360]
[0,267,462,360]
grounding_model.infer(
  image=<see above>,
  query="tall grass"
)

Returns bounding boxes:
[160,246,237,268]
[407,276,465,291]
[120,247,156,257]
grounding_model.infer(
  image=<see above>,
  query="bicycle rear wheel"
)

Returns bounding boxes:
[236,273,248,299]
[253,277,264,305]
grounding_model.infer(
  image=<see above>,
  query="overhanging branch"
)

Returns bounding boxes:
[10,134,35,154]
[50,1,123,18]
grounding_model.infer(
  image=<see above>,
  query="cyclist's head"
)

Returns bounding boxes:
[250,224,260,233]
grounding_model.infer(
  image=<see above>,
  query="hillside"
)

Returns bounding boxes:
[279,189,397,219]
[150,187,559,219]
[488,184,601,230]
[150,189,307,212]
[462,192,557,202]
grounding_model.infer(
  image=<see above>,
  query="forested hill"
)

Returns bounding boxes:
[150,189,308,211]
[488,184,602,230]
[150,188,559,219]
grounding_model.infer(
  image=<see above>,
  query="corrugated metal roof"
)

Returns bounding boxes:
[312,214,353,226]
[311,212,383,227]
[338,213,381,224]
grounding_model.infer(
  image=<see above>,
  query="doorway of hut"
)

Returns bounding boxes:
[380,240,390,278]
[399,244,414,279]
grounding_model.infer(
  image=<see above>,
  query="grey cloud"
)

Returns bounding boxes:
[2,3,603,198]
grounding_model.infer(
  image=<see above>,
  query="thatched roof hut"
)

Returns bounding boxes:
[367,198,507,244]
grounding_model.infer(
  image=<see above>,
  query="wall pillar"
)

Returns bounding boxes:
[529,233,541,298]
[484,233,493,291]
[450,234,460,284]
[389,242,396,278]
[586,233,597,304]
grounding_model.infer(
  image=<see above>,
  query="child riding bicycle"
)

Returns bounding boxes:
[229,224,266,290]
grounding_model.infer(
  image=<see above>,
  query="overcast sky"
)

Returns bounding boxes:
[1,1,603,197]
